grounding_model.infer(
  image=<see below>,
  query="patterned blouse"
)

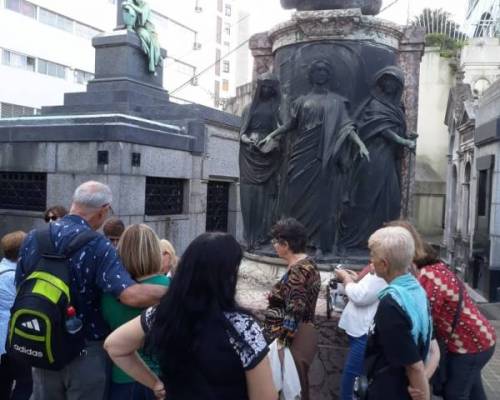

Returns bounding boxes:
[141,307,269,370]
[419,262,496,354]
[264,257,321,346]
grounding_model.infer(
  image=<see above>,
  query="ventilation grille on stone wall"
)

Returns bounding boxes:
[145,177,184,216]
[0,172,47,211]
[206,181,229,232]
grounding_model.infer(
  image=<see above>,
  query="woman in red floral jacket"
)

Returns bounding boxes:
[389,220,496,400]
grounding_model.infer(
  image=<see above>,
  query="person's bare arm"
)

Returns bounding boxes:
[425,339,440,380]
[245,356,278,400]
[104,316,165,399]
[119,284,167,308]
[406,361,430,400]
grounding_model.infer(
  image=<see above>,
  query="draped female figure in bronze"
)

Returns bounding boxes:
[122,0,162,73]
[340,66,417,250]
[239,73,282,250]
[259,59,369,255]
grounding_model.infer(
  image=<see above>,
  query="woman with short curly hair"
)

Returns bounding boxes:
[264,218,321,400]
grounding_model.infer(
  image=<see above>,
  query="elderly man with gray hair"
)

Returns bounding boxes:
[15,181,167,400]
[362,226,432,400]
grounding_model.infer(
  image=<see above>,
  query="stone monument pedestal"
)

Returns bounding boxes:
[44,30,169,116]
[0,27,243,253]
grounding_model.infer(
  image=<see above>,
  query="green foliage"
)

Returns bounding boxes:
[425,33,466,58]
[412,8,467,58]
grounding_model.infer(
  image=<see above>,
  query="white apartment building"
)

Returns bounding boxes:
[0,0,250,117]
[464,0,500,38]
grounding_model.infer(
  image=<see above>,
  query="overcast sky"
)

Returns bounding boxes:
[241,0,469,34]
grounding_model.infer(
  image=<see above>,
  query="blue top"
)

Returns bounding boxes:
[16,215,136,341]
[378,273,432,357]
[0,258,17,355]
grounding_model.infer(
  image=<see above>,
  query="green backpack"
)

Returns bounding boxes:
[7,226,98,370]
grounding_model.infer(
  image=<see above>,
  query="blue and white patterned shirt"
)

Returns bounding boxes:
[16,215,136,341]
[0,258,17,355]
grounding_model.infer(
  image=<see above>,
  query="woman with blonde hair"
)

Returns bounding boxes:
[102,224,170,400]
[159,239,177,276]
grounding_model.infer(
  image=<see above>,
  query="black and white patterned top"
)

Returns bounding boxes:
[141,307,268,371]
[223,311,268,370]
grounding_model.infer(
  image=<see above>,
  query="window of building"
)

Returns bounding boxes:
[215,49,221,76]
[74,69,94,84]
[477,169,489,217]
[194,0,203,12]
[0,172,47,211]
[223,60,230,73]
[463,163,471,236]
[225,4,232,16]
[216,16,222,44]
[224,23,231,36]
[214,80,220,106]
[39,8,73,32]
[222,79,229,92]
[145,177,184,215]
[0,102,38,118]
[5,0,36,18]
[1,49,35,72]
[37,59,67,79]
[5,1,102,39]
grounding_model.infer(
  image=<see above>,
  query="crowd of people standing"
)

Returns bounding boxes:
[0,180,496,400]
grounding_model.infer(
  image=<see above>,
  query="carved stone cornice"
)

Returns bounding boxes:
[268,9,404,52]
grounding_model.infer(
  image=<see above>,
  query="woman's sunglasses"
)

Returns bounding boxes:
[44,215,58,223]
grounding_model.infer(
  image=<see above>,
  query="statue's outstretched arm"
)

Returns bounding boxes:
[382,129,416,149]
[348,128,370,161]
[257,118,296,149]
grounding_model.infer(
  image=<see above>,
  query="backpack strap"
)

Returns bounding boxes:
[35,226,99,259]
[63,230,99,258]
[35,226,58,257]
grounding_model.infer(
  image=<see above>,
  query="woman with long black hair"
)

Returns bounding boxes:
[104,232,277,400]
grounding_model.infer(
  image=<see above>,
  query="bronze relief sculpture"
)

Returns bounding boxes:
[259,59,369,254]
[340,66,416,250]
[239,73,282,250]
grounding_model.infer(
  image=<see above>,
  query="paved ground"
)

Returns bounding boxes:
[482,320,500,399]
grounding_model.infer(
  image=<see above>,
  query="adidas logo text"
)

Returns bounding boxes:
[13,344,43,358]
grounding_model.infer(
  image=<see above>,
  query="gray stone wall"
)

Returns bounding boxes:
[0,123,242,254]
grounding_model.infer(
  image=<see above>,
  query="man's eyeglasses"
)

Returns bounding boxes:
[101,203,114,217]
[44,215,58,223]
